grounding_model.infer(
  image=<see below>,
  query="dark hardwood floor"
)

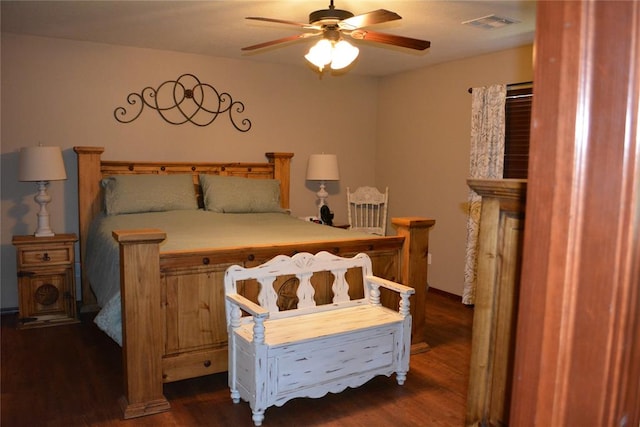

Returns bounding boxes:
[1,289,473,427]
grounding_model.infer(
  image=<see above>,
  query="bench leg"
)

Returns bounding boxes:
[396,371,407,385]
[396,316,412,386]
[252,410,265,426]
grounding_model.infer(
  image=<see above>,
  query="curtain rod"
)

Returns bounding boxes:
[467,81,533,93]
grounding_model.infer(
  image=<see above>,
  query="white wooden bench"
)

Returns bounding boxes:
[224,251,415,426]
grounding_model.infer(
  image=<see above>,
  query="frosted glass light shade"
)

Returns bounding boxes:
[19,145,67,182]
[330,40,359,70]
[305,39,333,71]
[306,154,340,181]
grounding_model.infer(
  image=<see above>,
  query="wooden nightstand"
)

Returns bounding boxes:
[12,233,79,328]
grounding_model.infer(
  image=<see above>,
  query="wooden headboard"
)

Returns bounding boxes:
[73,146,294,309]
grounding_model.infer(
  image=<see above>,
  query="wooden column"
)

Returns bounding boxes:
[465,179,526,427]
[392,217,436,353]
[113,229,170,419]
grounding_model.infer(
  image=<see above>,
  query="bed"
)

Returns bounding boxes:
[74,146,436,419]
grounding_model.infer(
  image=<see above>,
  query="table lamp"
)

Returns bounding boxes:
[19,145,68,237]
[306,154,340,218]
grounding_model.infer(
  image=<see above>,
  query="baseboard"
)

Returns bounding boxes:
[427,287,463,302]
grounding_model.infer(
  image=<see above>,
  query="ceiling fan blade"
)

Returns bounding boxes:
[241,33,320,51]
[350,29,431,50]
[246,16,320,30]
[339,9,401,30]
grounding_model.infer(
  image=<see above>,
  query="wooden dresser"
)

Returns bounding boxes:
[465,179,526,427]
[12,233,79,328]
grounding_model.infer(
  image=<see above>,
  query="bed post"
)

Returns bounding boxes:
[265,152,293,210]
[113,229,170,419]
[74,146,105,310]
[392,217,436,353]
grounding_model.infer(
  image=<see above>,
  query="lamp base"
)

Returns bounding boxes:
[315,181,329,219]
[33,181,55,237]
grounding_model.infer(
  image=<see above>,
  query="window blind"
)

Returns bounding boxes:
[503,87,533,179]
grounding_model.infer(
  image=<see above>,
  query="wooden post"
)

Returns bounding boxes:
[465,179,526,427]
[392,217,436,353]
[113,229,170,419]
[73,146,104,311]
[265,152,294,210]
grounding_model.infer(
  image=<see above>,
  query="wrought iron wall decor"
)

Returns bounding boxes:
[113,73,251,132]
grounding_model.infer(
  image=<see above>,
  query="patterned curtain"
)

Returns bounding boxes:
[462,84,506,305]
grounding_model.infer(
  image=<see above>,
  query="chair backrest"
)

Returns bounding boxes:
[224,251,373,322]
[347,186,389,236]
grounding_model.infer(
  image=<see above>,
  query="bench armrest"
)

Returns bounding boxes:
[365,275,415,317]
[366,275,416,296]
[226,293,270,319]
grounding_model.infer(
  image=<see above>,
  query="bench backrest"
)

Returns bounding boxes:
[224,251,373,317]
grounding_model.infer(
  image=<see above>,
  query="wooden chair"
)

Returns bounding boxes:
[347,186,389,235]
[224,251,414,426]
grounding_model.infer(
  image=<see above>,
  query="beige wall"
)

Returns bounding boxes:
[376,45,534,296]
[0,34,379,309]
[0,32,533,309]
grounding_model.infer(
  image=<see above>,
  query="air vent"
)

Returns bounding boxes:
[463,14,520,30]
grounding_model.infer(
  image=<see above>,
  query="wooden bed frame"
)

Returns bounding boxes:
[74,146,436,419]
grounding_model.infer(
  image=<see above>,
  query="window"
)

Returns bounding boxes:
[503,85,533,179]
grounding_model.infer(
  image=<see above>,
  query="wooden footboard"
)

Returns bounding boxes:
[112,218,434,418]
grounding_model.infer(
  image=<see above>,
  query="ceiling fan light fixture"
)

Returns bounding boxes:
[305,38,359,72]
[245,2,430,74]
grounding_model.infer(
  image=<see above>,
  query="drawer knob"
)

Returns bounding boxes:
[42,252,51,262]
[203,360,211,368]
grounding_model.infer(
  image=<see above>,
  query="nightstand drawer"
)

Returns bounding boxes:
[18,246,72,267]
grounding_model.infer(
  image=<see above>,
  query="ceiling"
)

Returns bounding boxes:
[0,1,536,77]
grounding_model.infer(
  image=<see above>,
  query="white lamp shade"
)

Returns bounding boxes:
[306,154,340,181]
[19,146,67,182]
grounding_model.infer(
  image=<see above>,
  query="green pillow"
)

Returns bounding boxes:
[102,174,198,215]
[199,174,284,213]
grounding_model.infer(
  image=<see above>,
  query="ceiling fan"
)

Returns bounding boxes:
[242,1,431,72]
